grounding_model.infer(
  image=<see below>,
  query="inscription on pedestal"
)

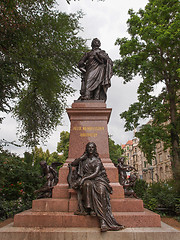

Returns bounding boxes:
[72,126,104,138]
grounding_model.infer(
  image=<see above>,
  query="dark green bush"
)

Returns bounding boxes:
[0,149,44,220]
[0,198,32,220]
[134,179,148,199]
[134,179,180,216]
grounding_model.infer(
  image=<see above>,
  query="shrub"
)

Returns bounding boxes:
[0,149,44,220]
[134,179,148,199]
[0,198,32,220]
[134,180,180,216]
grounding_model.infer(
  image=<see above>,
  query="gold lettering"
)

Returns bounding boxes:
[72,126,104,131]
[80,133,98,137]
[82,127,104,131]
[73,127,81,131]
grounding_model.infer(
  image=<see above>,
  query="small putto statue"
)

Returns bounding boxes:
[116,157,138,198]
[35,161,62,198]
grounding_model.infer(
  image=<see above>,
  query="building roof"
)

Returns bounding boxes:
[126,140,133,145]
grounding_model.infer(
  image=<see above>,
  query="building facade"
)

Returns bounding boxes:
[122,138,173,183]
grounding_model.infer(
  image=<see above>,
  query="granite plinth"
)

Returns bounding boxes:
[32,198,144,213]
[14,209,161,228]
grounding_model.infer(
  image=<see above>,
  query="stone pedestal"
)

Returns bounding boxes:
[67,100,111,160]
[13,101,161,229]
[52,101,124,205]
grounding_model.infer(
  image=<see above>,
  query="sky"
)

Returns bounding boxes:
[0,0,150,156]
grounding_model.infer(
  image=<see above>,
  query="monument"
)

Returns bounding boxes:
[0,38,179,239]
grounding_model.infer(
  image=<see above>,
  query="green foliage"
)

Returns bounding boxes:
[47,151,64,166]
[143,196,159,212]
[57,131,70,162]
[0,145,66,220]
[114,0,180,180]
[134,179,180,215]
[29,146,64,167]
[0,198,32,220]
[108,136,123,165]
[175,198,180,215]
[134,179,148,199]
[136,123,170,164]
[0,0,87,146]
[0,148,44,220]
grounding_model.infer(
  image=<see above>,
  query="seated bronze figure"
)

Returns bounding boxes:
[68,142,124,232]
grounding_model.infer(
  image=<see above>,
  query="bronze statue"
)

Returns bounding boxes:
[116,157,135,185]
[123,173,138,198]
[35,161,62,198]
[78,38,113,102]
[116,157,138,198]
[68,142,124,232]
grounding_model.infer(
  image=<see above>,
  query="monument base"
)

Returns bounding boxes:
[13,101,162,229]
[0,222,179,240]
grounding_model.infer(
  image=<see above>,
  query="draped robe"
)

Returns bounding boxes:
[78,48,113,101]
[71,155,122,230]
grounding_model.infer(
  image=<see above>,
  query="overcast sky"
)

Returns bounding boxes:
[1,0,150,156]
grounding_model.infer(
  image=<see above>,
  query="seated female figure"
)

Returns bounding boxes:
[69,142,124,232]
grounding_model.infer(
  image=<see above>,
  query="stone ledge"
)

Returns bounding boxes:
[14,209,161,228]
[0,222,179,240]
[31,198,144,213]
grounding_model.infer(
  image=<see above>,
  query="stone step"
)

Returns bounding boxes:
[1,222,180,240]
[14,209,161,228]
[57,162,121,186]
[52,183,125,199]
[32,198,144,213]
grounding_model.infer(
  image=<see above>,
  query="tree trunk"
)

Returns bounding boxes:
[168,83,180,185]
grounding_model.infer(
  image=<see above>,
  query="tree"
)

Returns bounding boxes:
[114,0,180,182]
[108,135,123,165]
[0,0,87,146]
[57,131,70,161]
[29,146,64,166]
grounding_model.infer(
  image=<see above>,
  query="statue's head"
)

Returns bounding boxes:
[91,38,101,49]
[85,142,97,156]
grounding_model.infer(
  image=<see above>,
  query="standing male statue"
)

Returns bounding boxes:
[78,38,113,101]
